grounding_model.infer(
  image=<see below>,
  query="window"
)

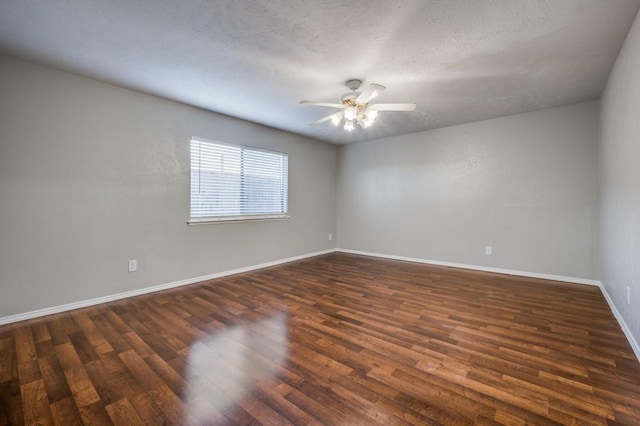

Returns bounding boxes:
[189,137,289,223]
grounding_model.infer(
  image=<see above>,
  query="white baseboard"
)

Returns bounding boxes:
[336,248,600,286]
[598,283,640,363]
[0,248,335,326]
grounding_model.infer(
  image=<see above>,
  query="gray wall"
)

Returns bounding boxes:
[600,10,640,344]
[337,102,599,280]
[0,54,337,317]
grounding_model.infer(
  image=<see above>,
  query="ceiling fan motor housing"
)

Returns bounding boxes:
[345,79,362,91]
[342,79,363,103]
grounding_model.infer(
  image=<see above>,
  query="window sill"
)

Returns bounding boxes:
[187,215,291,225]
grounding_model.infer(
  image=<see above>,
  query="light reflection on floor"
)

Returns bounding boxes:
[182,310,290,423]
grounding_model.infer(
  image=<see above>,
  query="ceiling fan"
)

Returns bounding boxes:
[300,79,416,131]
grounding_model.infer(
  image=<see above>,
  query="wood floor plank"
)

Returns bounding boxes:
[49,396,84,426]
[20,379,54,425]
[0,338,17,384]
[76,400,113,426]
[63,365,101,409]
[38,354,73,403]
[104,398,145,425]
[1,253,639,425]
[0,378,23,426]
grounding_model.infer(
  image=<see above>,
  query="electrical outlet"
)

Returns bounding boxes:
[328,233,333,241]
[627,286,631,305]
[485,246,492,256]
[128,259,137,273]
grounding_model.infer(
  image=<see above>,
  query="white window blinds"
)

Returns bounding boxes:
[190,137,289,222]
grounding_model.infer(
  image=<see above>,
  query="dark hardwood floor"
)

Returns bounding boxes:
[1,253,639,425]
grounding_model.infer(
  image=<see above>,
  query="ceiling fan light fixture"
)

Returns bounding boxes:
[331,114,342,126]
[344,120,355,131]
[362,109,377,128]
[343,107,357,121]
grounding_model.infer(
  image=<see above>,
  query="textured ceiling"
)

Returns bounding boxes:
[0,0,639,144]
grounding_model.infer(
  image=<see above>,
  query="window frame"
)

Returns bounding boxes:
[187,137,290,225]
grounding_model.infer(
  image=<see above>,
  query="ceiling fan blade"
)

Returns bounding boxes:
[356,116,366,128]
[300,101,345,109]
[356,84,386,104]
[310,111,342,126]
[370,103,416,111]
